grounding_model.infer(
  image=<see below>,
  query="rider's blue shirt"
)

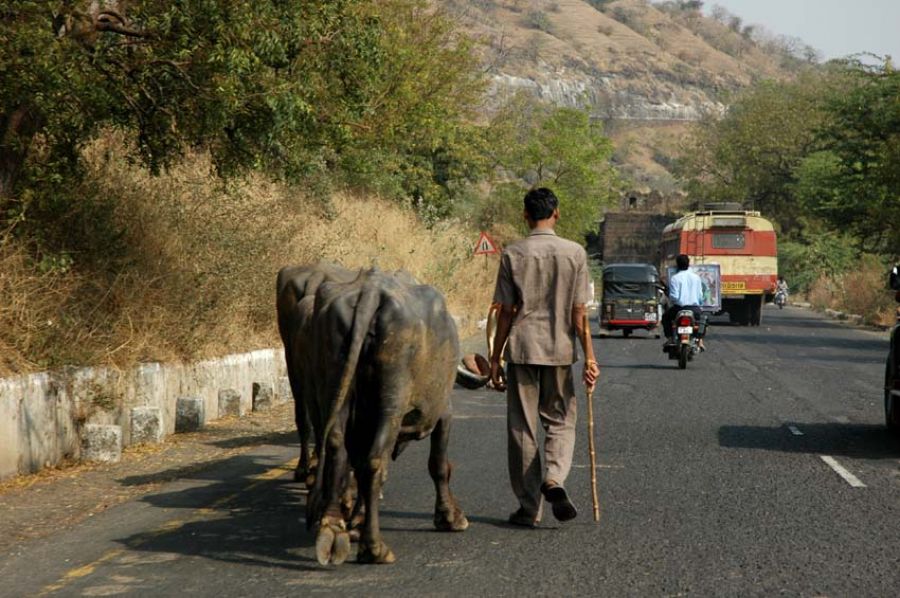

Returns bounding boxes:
[669,269,704,307]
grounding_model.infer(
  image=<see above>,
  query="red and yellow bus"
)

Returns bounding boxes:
[660,205,777,326]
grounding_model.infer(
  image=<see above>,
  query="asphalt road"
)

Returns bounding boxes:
[2,305,898,596]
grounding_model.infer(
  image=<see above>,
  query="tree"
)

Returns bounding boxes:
[676,73,835,233]
[810,59,900,254]
[484,94,620,241]
[0,1,483,233]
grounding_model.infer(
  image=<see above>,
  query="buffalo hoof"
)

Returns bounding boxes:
[357,539,396,564]
[348,511,365,543]
[293,466,317,489]
[434,504,469,532]
[315,517,351,566]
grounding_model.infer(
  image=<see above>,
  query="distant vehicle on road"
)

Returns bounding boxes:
[600,263,663,338]
[664,307,708,369]
[774,289,787,309]
[885,265,900,433]
[660,203,777,326]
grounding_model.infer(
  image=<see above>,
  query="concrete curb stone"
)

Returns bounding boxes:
[252,382,274,412]
[176,397,205,432]
[275,376,292,404]
[130,407,163,445]
[218,389,242,417]
[80,424,122,463]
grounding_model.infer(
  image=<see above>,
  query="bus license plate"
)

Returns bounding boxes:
[677,326,693,334]
[723,282,746,291]
[645,312,657,321]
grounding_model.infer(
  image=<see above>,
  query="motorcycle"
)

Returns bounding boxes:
[665,308,708,370]
[774,290,787,309]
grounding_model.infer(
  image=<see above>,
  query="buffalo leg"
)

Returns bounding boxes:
[429,413,469,532]
[287,367,316,484]
[356,415,398,564]
[313,413,352,566]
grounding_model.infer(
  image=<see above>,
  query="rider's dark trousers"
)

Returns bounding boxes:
[662,305,702,339]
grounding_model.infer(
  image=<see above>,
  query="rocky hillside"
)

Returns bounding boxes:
[440,0,815,193]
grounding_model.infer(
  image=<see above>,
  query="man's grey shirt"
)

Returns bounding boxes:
[492,229,591,366]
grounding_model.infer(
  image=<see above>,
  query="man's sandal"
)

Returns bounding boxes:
[507,508,538,528]
[541,482,578,522]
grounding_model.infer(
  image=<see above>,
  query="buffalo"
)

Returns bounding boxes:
[276,262,357,483]
[285,267,468,565]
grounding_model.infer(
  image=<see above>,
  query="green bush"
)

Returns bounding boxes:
[525,10,554,34]
[778,231,859,294]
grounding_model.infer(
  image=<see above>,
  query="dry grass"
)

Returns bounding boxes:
[807,255,897,327]
[0,133,497,376]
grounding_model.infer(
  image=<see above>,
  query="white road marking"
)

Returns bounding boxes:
[820,455,867,488]
[787,425,804,436]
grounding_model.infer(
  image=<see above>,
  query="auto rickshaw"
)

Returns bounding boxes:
[600,263,663,338]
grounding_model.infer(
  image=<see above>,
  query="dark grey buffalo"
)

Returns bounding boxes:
[276,262,356,482]
[290,267,468,565]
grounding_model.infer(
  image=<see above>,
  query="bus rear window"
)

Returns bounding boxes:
[712,232,745,249]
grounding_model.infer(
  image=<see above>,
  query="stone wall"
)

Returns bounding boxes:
[594,212,677,265]
[0,349,289,480]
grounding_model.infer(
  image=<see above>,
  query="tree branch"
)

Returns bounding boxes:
[95,20,150,39]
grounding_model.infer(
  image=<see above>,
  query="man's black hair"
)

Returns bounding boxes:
[523,187,559,221]
[676,254,690,271]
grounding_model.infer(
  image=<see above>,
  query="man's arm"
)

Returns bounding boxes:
[572,303,599,389]
[489,304,514,391]
[489,253,516,391]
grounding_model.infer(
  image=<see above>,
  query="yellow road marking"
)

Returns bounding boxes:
[38,549,124,596]
[38,458,298,595]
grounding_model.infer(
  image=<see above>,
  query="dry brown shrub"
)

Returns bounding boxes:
[840,255,897,326]
[807,274,840,312]
[0,133,497,376]
[806,256,896,326]
[0,237,75,373]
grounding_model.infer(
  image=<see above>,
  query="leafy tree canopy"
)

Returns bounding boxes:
[0,0,483,230]
[480,94,621,241]
[809,60,900,253]
[678,58,899,257]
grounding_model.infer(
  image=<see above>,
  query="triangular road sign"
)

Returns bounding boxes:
[474,231,499,255]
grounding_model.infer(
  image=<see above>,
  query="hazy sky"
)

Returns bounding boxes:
[701,0,898,61]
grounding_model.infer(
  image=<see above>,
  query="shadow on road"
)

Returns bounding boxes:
[115,432,299,487]
[377,509,548,533]
[209,430,297,450]
[116,471,321,571]
[114,453,481,570]
[718,423,900,460]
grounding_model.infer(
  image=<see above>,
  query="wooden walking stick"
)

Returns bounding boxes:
[581,312,601,522]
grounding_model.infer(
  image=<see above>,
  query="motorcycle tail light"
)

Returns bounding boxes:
[678,316,692,327]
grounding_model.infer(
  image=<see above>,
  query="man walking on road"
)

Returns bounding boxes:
[489,187,600,528]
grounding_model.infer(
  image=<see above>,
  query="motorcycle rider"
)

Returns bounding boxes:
[775,276,789,303]
[662,254,704,348]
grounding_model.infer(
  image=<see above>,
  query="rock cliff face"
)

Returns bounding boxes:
[445,0,794,121]
[487,71,721,121]
[440,0,803,190]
